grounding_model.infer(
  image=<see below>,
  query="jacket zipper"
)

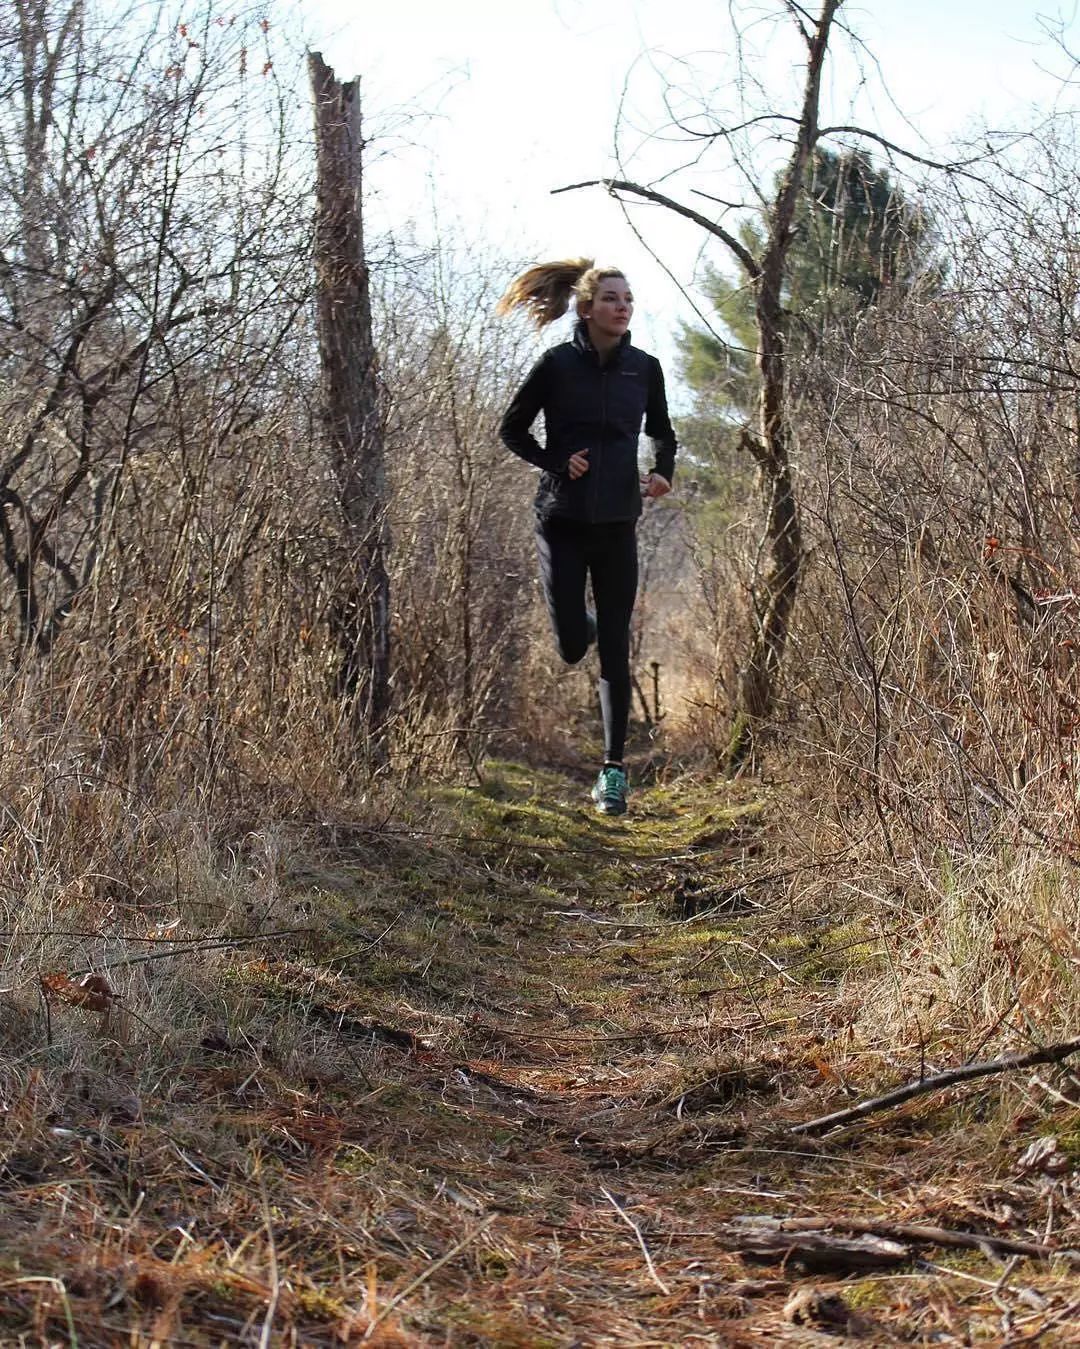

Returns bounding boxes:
[590,361,608,523]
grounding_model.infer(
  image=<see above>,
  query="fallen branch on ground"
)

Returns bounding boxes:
[75,929,317,975]
[549,1217,1071,1264]
[602,1186,671,1294]
[791,1038,1080,1135]
[767,1217,1064,1262]
[727,1227,910,1273]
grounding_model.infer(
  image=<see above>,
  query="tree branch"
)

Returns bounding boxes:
[551,178,761,279]
[772,1216,1064,1262]
[661,110,802,142]
[817,124,1013,173]
[691,187,756,212]
[792,1038,1080,1135]
[739,427,769,466]
[782,0,813,47]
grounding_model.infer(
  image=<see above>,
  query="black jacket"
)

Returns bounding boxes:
[499,321,677,523]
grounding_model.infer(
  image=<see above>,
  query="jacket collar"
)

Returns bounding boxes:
[572,318,631,366]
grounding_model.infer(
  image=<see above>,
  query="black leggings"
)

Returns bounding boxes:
[535,516,638,763]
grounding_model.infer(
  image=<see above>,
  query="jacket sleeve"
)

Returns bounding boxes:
[498,351,571,474]
[645,356,677,483]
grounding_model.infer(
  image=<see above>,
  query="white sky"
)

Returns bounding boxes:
[295,0,1077,385]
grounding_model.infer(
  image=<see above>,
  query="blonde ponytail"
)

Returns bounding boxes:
[496,258,626,329]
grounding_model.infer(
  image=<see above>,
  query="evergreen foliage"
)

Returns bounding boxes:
[678,148,937,426]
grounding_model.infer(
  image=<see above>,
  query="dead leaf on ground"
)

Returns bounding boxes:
[1015,1135,1072,1177]
[41,972,119,1012]
[784,1287,854,1333]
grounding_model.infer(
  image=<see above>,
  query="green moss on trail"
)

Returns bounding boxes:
[4,758,1076,1347]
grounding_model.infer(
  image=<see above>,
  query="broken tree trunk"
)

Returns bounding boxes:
[308,52,390,744]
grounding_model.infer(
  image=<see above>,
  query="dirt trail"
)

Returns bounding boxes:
[2,761,1078,1345]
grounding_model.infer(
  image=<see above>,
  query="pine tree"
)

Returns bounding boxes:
[678,148,936,428]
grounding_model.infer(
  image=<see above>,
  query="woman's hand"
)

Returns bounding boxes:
[640,472,671,500]
[567,449,590,480]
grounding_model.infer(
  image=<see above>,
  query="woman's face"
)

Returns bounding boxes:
[583,275,633,341]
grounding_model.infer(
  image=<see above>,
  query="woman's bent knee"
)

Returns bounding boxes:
[558,641,588,665]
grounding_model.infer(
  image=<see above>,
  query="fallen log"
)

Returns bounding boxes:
[724,1227,909,1274]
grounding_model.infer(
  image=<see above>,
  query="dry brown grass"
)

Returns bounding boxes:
[2,757,1079,1346]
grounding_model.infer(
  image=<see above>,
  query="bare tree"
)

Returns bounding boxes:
[377,240,538,774]
[0,1,308,662]
[0,1,354,805]
[557,0,1004,768]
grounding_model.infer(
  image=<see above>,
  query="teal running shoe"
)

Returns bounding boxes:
[592,764,628,815]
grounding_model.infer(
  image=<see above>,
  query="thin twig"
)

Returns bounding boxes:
[475,1020,713,1045]
[817,123,1015,173]
[257,1176,280,1349]
[83,929,317,975]
[318,817,777,864]
[792,1039,1080,1135]
[548,1219,1065,1263]
[601,1186,671,1296]
[363,1215,496,1338]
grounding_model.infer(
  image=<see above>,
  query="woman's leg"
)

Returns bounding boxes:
[588,522,638,763]
[534,515,591,664]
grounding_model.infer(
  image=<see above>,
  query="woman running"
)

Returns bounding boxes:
[497,259,677,816]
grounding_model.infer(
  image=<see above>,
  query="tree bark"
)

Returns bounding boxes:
[308,52,390,742]
[727,0,841,769]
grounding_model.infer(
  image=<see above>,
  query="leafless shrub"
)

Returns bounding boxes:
[752,125,1080,1046]
[374,246,543,774]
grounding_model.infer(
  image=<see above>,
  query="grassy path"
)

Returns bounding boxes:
[2,761,1078,1345]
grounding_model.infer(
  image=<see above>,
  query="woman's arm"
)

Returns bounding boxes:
[499,352,571,474]
[644,356,677,485]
